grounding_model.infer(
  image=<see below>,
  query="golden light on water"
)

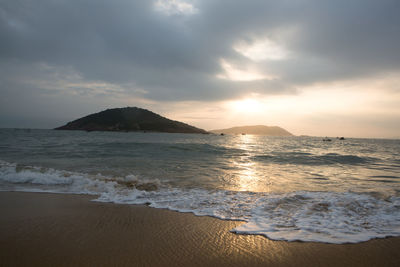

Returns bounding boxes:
[230,134,270,192]
[235,161,259,192]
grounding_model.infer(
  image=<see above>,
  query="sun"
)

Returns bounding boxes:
[229,98,263,113]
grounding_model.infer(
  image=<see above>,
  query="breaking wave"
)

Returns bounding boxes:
[1,160,399,244]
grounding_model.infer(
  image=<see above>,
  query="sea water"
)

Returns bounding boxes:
[0,128,399,243]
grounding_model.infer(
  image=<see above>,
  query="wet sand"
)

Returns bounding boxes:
[0,192,399,266]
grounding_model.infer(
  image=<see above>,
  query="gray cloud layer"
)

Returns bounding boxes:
[1,0,400,127]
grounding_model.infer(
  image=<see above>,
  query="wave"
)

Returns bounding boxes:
[252,152,376,166]
[1,160,399,244]
[0,160,160,194]
[61,141,246,160]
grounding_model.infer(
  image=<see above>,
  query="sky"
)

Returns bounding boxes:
[0,0,399,138]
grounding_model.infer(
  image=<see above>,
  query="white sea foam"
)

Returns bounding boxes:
[232,192,400,243]
[0,160,118,195]
[1,160,399,244]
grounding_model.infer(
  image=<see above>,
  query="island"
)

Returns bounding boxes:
[55,107,208,134]
[210,125,293,136]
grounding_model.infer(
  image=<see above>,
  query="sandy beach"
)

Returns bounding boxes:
[0,191,399,267]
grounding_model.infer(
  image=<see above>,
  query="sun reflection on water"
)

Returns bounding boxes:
[230,134,271,192]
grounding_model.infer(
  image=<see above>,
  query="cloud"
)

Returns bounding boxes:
[2,0,400,94]
[234,37,289,61]
[154,0,198,16]
[0,0,399,135]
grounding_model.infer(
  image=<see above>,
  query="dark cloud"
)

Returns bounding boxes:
[1,0,400,127]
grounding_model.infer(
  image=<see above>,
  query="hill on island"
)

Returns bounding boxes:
[55,107,208,134]
[210,125,293,136]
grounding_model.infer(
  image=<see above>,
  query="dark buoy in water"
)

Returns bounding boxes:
[220,133,225,136]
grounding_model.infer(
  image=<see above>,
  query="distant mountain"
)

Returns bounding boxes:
[55,107,208,134]
[210,125,293,136]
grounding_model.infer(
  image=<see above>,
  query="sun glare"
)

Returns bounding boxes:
[229,98,263,113]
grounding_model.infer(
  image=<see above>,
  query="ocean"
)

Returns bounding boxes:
[0,128,399,243]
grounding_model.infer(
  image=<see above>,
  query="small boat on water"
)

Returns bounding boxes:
[322,137,332,141]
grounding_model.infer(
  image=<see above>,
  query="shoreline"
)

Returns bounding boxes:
[1,191,399,266]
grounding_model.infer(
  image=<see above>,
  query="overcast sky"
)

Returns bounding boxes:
[1,0,399,138]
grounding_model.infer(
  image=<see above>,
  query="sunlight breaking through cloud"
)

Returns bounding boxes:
[234,38,289,61]
[216,59,277,81]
